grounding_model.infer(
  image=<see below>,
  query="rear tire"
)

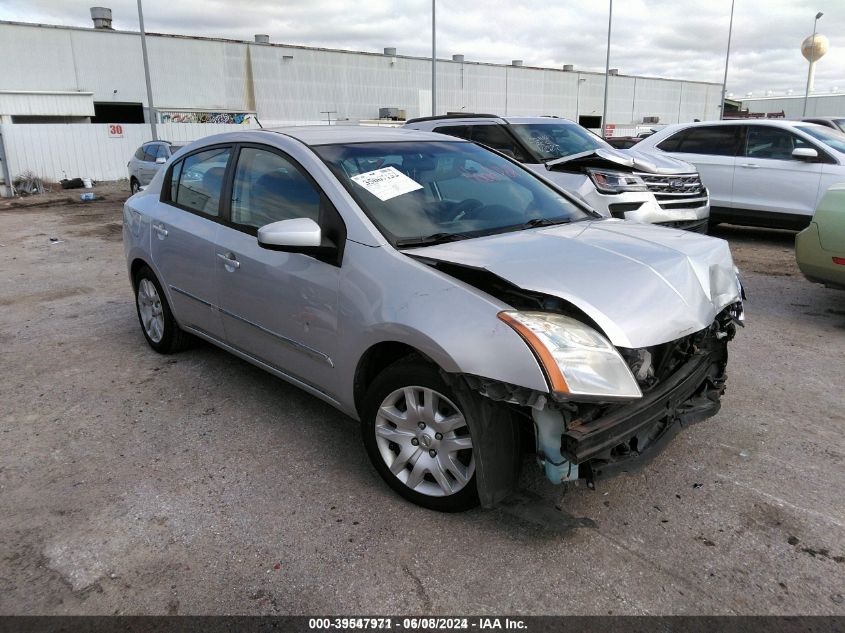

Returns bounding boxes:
[361,358,481,512]
[133,265,191,354]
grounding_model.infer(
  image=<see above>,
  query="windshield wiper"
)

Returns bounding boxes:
[520,217,572,229]
[395,232,467,248]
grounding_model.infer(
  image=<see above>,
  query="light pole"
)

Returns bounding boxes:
[802,11,824,117]
[720,0,735,120]
[431,0,437,117]
[601,0,612,138]
[137,0,157,140]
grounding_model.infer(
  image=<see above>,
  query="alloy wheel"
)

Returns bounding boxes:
[137,278,165,343]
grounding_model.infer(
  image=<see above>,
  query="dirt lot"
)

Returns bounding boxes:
[1,185,844,615]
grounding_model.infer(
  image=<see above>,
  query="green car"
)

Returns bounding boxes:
[796,185,845,290]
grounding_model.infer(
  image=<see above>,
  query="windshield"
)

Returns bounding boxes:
[316,141,590,246]
[796,125,845,154]
[508,123,611,161]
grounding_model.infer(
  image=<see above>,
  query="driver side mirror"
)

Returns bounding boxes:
[155,156,167,164]
[792,147,818,161]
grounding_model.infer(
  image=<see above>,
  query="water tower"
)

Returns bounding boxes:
[801,32,829,94]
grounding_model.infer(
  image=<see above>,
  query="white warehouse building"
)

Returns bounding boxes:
[739,94,845,119]
[0,11,723,127]
[0,9,722,191]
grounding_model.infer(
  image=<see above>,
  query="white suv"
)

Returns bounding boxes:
[635,119,845,230]
[403,115,711,233]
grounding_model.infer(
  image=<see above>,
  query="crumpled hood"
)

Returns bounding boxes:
[547,147,696,175]
[406,220,741,349]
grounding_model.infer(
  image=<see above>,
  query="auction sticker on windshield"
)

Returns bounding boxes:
[351,167,423,201]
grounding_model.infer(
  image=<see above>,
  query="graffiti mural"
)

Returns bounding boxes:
[159,111,256,124]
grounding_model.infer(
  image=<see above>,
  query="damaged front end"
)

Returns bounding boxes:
[530,307,739,488]
[544,148,710,232]
[426,256,744,505]
[453,306,741,507]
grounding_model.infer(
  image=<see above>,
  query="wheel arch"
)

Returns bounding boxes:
[129,257,151,289]
[353,341,437,418]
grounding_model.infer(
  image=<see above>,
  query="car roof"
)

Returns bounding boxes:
[501,116,578,125]
[406,115,578,126]
[671,119,822,129]
[263,125,465,145]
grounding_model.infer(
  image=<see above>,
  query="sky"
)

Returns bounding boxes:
[0,0,843,97]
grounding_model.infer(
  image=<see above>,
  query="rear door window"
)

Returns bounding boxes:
[433,125,473,141]
[168,147,232,217]
[658,126,739,156]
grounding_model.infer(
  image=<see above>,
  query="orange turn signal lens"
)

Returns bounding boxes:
[498,311,570,395]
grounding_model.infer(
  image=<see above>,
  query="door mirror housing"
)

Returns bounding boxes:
[258,218,322,249]
[258,217,341,265]
[792,147,818,161]
[155,156,167,164]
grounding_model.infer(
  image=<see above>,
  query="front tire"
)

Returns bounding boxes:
[130,178,140,195]
[361,359,480,512]
[133,266,191,354]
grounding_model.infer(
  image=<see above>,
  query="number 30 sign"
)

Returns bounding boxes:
[108,124,124,138]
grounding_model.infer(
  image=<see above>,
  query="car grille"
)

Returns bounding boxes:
[655,218,709,233]
[633,172,707,210]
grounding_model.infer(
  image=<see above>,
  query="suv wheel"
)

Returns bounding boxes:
[130,178,140,195]
[362,359,480,512]
[133,266,191,354]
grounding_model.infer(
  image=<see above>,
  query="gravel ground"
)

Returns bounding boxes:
[0,185,843,615]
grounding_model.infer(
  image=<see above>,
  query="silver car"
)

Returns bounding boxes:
[127,140,182,195]
[123,127,744,512]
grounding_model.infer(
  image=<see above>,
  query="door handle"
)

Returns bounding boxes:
[739,163,760,169]
[217,252,240,269]
[152,223,168,237]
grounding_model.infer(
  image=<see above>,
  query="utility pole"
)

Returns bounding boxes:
[601,0,612,138]
[720,0,735,120]
[431,0,437,117]
[137,0,157,140]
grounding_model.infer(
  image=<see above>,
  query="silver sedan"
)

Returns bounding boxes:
[123,126,744,511]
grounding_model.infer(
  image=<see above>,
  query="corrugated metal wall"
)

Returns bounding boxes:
[0,21,722,126]
[739,95,845,118]
[1,122,258,182]
[0,92,95,117]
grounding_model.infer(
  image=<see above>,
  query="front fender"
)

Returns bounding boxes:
[334,242,549,412]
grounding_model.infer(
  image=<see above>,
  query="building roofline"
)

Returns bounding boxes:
[741,93,845,101]
[0,89,94,96]
[0,19,722,88]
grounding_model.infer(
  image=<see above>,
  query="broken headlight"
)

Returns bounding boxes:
[587,169,648,194]
[498,311,643,401]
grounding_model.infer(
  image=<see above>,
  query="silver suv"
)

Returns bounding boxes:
[123,126,743,511]
[404,115,711,232]
[127,140,182,194]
